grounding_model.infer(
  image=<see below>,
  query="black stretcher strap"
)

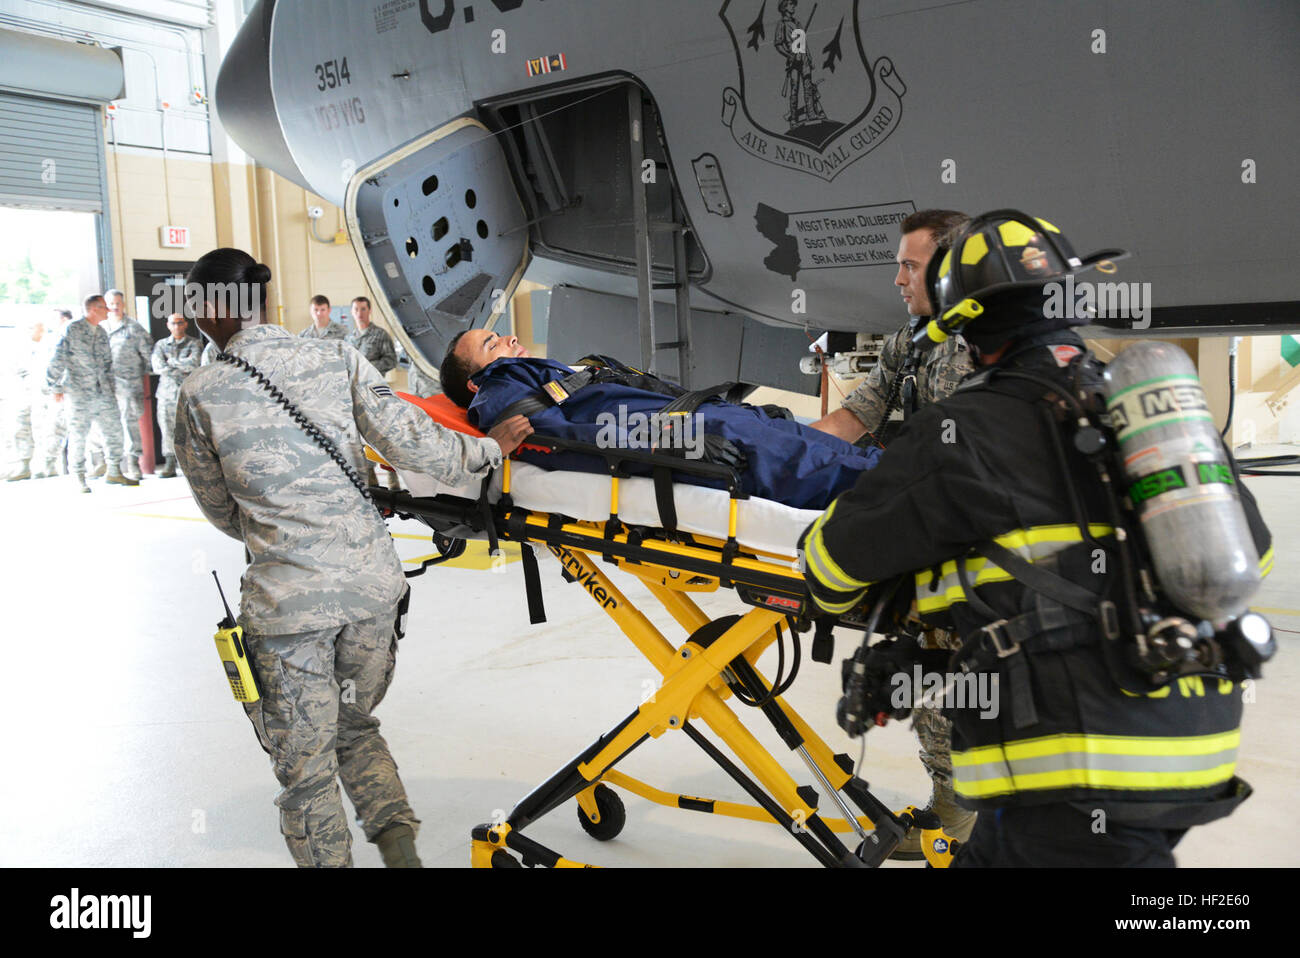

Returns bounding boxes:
[652,466,678,532]
[658,381,757,416]
[519,543,547,624]
[478,474,499,558]
[811,618,836,664]
[490,366,600,424]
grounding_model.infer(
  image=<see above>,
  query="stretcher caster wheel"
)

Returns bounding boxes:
[576,784,626,841]
[491,849,523,868]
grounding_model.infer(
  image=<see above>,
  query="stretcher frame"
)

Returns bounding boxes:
[372,431,910,868]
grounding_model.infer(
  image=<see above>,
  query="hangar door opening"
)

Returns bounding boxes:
[0,87,115,467]
[0,207,101,468]
[0,91,113,287]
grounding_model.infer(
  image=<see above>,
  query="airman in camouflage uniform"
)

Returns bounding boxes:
[44,295,137,491]
[346,297,401,489]
[151,315,203,477]
[299,321,347,342]
[839,331,974,445]
[344,316,398,376]
[810,209,973,859]
[4,318,45,481]
[299,294,347,342]
[31,310,73,477]
[175,310,526,867]
[103,291,154,479]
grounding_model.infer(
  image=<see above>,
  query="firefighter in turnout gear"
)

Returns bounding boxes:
[801,211,1272,866]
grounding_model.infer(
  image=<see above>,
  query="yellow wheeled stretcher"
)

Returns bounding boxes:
[370,393,915,868]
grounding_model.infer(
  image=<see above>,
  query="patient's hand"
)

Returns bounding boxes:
[488,414,534,457]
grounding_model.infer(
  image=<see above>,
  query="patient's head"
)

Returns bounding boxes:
[440,328,530,407]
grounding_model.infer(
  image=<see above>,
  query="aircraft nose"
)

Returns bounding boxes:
[215,0,309,190]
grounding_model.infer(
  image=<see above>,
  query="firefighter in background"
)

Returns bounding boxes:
[801,211,1271,865]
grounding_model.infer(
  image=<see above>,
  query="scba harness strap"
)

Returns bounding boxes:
[953,541,1105,730]
[945,349,1119,728]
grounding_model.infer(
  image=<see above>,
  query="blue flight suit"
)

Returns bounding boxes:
[466,357,880,510]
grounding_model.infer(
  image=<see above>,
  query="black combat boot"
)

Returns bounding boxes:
[374,823,422,868]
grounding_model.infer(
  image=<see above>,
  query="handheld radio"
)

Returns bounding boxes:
[212,571,260,703]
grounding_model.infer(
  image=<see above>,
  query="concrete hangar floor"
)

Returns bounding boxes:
[1,454,1296,869]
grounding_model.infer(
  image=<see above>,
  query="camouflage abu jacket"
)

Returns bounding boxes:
[174,325,502,634]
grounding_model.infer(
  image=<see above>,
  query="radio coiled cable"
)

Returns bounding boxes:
[219,352,384,516]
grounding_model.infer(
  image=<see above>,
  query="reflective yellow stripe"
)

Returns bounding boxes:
[915,524,1114,614]
[804,501,872,593]
[952,730,1240,798]
[809,588,865,616]
[1259,546,1273,578]
[956,764,1239,798]
[953,730,1240,764]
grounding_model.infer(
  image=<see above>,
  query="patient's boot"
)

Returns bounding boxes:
[384,468,401,492]
[365,464,379,487]
[889,782,976,861]
[374,823,422,868]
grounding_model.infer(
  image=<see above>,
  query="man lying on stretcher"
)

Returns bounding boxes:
[437,329,880,511]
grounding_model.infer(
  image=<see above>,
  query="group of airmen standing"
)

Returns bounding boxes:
[6,289,202,491]
[6,288,439,493]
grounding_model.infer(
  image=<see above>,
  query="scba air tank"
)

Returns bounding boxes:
[1102,341,1260,623]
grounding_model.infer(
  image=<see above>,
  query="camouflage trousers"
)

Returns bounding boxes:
[9,398,32,463]
[157,387,180,457]
[115,385,146,463]
[242,606,418,868]
[913,627,963,789]
[31,397,66,474]
[66,392,123,477]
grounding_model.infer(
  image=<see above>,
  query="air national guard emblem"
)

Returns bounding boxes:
[720,0,906,181]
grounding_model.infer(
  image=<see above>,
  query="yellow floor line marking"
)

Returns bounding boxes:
[402,540,521,570]
[1252,606,1300,619]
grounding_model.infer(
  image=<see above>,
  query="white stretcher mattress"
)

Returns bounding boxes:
[401,462,820,558]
